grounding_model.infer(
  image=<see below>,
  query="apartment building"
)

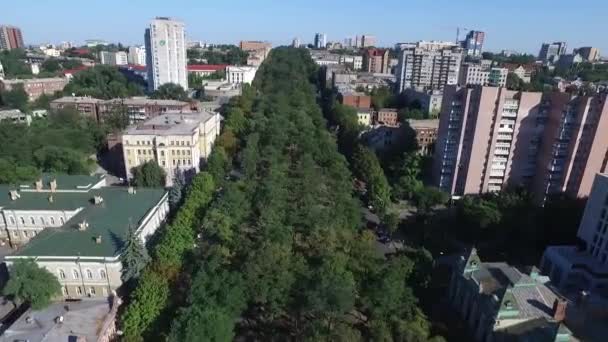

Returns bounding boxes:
[539,42,567,64]
[403,88,444,116]
[51,96,195,123]
[2,174,169,298]
[459,63,508,87]
[363,48,390,74]
[314,33,327,49]
[408,119,439,155]
[574,46,601,62]
[0,77,68,100]
[532,92,608,201]
[128,45,146,65]
[433,86,543,195]
[122,110,221,185]
[542,173,608,299]
[460,30,485,57]
[357,108,372,126]
[434,86,608,200]
[145,17,188,91]
[396,42,463,92]
[239,40,271,59]
[338,89,371,109]
[0,25,24,50]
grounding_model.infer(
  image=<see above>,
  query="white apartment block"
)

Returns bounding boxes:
[114,51,128,66]
[122,110,221,185]
[2,174,169,299]
[145,17,188,91]
[226,66,258,85]
[128,45,146,65]
[396,42,463,92]
[459,63,508,87]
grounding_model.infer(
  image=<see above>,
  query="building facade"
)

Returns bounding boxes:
[2,174,169,298]
[408,119,439,155]
[128,45,146,65]
[461,30,485,57]
[377,108,398,126]
[364,48,389,74]
[396,42,463,92]
[122,110,221,185]
[0,77,68,100]
[403,88,443,116]
[226,65,258,85]
[539,42,567,64]
[434,86,608,200]
[314,33,327,49]
[145,17,188,91]
[459,63,508,87]
[574,47,600,62]
[0,25,24,50]
[433,86,543,195]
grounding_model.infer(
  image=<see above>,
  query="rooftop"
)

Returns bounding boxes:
[123,110,217,136]
[2,299,115,342]
[8,186,166,258]
[51,96,103,104]
[1,77,67,84]
[188,64,228,72]
[407,119,440,129]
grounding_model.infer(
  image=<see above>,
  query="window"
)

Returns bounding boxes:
[58,269,66,279]
[62,287,68,296]
[76,286,83,295]
[30,217,35,225]
[22,231,28,238]
[89,287,96,296]
[99,269,107,279]
[9,217,15,225]
[12,231,17,237]
[72,269,80,279]
[60,217,65,224]
[50,217,55,225]
[86,269,93,279]
[160,151,165,156]
[19,217,25,225]
[40,217,45,225]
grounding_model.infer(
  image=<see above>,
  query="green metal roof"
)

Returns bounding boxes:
[11,187,166,258]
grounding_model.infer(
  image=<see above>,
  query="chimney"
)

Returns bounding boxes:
[552,298,567,322]
[9,190,20,201]
[95,235,102,244]
[50,179,57,192]
[93,196,104,205]
[35,179,43,191]
[48,195,54,203]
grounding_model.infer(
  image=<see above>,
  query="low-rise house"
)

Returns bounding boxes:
[50,96,102,121]
[187,64,228,77]
[0,77,68,100]
[0,109,32,126]
[121,110,221,185]
[2,174,169,298]
[226,65,258,85]
[448,249,572,341]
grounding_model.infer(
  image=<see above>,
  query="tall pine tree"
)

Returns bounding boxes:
[168,169,185,210]
[120,223,150,283]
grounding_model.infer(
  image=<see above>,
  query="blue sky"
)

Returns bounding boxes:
[4,0,607,54]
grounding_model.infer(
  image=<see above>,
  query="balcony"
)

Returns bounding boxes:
[494,149,510,156]
[490,170,505,177]
[496,134,513,141]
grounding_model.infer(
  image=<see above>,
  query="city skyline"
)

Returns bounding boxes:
[4,0,608,54]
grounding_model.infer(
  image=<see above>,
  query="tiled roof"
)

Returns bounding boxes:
[187,64,228,72]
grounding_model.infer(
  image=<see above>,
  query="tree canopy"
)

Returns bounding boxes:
[150,83,189,101]
[131,161,166,188]
[63,65,143,99]
[3,259,61,309]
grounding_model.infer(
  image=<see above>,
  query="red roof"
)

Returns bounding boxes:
[124,64,147,72]
[187,64,228,72]
[62,65,90,75]
[72,48,91,55]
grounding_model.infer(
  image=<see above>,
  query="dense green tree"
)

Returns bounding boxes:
[41,58,61,73]
[3,259,61,309]
[103,104,130,131]
[168,169,186,210]
[131,161,166,188]
[150,83,189,101]
[398,107,425,121]
[0,84,29,112]
[352,145,391,213]
[0,49,32,77]
[63,65,143,99]
[121,224,151,283]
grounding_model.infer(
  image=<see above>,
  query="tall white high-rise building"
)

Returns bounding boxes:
[114,51,128,66]
[128,45,146,65]
[314,33,326,49]
[145,17,188,91]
